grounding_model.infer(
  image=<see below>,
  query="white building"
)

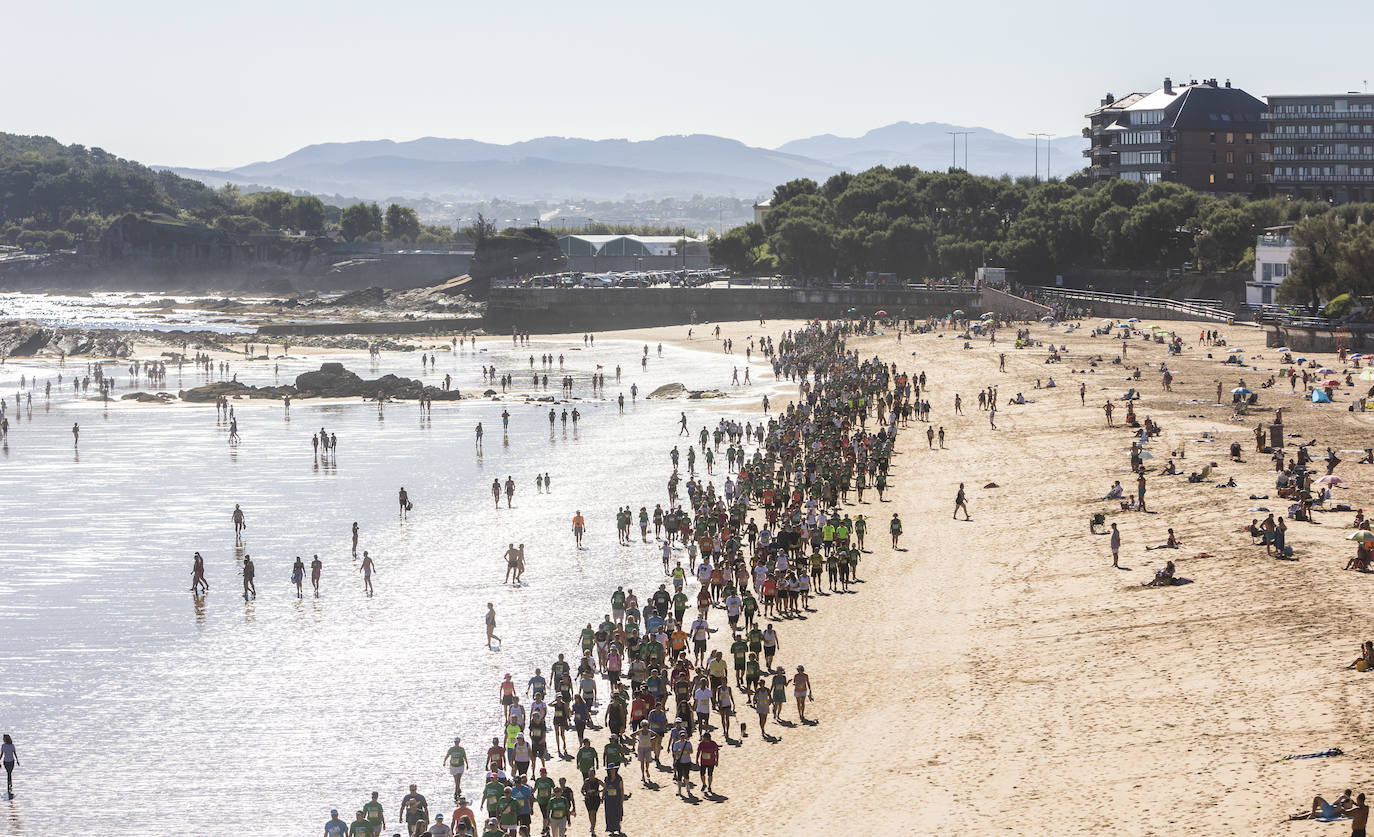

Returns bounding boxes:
[1249,226,1294,308]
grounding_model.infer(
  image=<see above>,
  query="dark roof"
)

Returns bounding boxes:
[1166,84,1266,130]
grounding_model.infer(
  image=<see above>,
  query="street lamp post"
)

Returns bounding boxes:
[1029,133,1050,181]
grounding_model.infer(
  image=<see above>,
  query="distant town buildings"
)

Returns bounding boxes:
[752,199,772,226]
[1248,226,1295,308]
[1261,92,1374,203]
[1084,78,1266,193]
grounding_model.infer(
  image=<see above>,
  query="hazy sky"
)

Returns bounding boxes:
[7,0,1370,168]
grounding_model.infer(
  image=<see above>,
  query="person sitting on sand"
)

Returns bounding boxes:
[1141,560,1178,587]
[1347,641,1374,671]
[1146,528,1181,550]
[1105,481,1124,500]
[1290,790,1354,820]
[1161,459,1179,476]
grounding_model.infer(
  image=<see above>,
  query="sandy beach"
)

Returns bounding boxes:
[7,312,1374,836]
[576,316,1374,836]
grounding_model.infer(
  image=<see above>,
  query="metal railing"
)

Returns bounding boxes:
[1027,286,1234,322]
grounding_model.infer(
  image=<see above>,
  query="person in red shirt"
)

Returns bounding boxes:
[451,798,476,835]
[696,732,720,795]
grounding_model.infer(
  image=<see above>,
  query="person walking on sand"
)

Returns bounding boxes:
[359,550,375,596]
[1110,522,1121,568]
[2,734,18,799]
[572,511,585,548]
[889,513,903,548]
[1136,471,1148,513]
[486,603,501,649]
[191,551,209,595]
[954,483,970,520]
[241,554,256,600]
[1104,400,1114,427]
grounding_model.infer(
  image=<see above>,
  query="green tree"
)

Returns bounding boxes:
[1280,214,1345,310]
[340,202,382,241]
[290,196,325,232]
[385,203,420,241]
[249,191,293,229]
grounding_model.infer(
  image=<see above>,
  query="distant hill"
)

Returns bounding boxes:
[778,121,1083,180]
[0,133,219,227]
[166,124,1086,202]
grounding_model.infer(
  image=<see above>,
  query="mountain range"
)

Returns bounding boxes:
[162,122,1085,203]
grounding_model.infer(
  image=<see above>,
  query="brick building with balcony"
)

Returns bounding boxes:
[1084,78,1265,194]
[1261,92,1374,203]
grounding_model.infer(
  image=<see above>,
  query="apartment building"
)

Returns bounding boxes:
[1248,226,1295,308]
[1262,93,1374,203]
[1085,78,1265,193]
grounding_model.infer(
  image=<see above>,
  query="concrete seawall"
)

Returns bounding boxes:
[485,286,1048,331]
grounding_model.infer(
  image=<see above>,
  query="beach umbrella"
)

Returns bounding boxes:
[1138,449,1155,459]
[1227,347,1244,354]
[1347,530,1373,542]
[1275,346,1291,352]
[952,309,964,317]
[1318,368,1335,374]
[1351,353,1365,359]
[1040,315,1055,322]
[1318,475,1344,486]
[1116,323,1131,330]
[1312,389,1332,403]
[874,309,888,317]
[1128,317,1141,323]
[1231,387,1252,395]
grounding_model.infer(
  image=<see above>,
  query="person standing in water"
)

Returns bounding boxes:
[399,487,410,519]
[72,422,79,447]
[1,734,16,799]
[486,603,501,648]
[242,554,257,600]
[291,556,306,597]
[310,554,323,597]
[359,551,375,596]
[232,504,246,536]
[190,552,209,595]
[475,422,484,450]
[351,521,359,554]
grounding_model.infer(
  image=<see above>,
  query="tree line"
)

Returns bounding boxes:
[710,166,1373,300]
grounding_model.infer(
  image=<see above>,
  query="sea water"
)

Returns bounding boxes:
[0,335,775,835]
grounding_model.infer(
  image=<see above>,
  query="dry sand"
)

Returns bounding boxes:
[591,317,1374,836]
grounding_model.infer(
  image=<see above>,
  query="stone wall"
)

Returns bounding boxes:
[485,286,1047,331]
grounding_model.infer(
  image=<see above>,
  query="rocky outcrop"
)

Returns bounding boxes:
[648,382,686,399]
[0,320,132,357]
[121,391,176,403]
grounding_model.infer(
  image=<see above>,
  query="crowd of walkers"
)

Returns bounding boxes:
[320,321,919,837]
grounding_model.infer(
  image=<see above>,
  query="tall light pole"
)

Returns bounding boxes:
[1029,133,1050,181]
[947,131,972,170]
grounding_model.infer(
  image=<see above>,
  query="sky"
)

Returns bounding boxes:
[5,0,1371,169]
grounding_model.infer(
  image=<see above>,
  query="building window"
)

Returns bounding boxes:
[1246,172,1254,184]
[1226,151,1234,163]
[1211,151,1217,163]
[1142,171,1161,184]
[1245,132,1254,144]
[1225,132,1234,143]
[1227,172,1235,182]
[1209,172,1216,183]
[1245,153,1253,164]
[1209,132,1216,143]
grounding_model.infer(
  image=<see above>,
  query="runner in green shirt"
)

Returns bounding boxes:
[533,771,556,831]
[730,635,749,687]
[575,739,599,778]
[546,793,571,835]
[361,792,385,836]
[348,811,373,837]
